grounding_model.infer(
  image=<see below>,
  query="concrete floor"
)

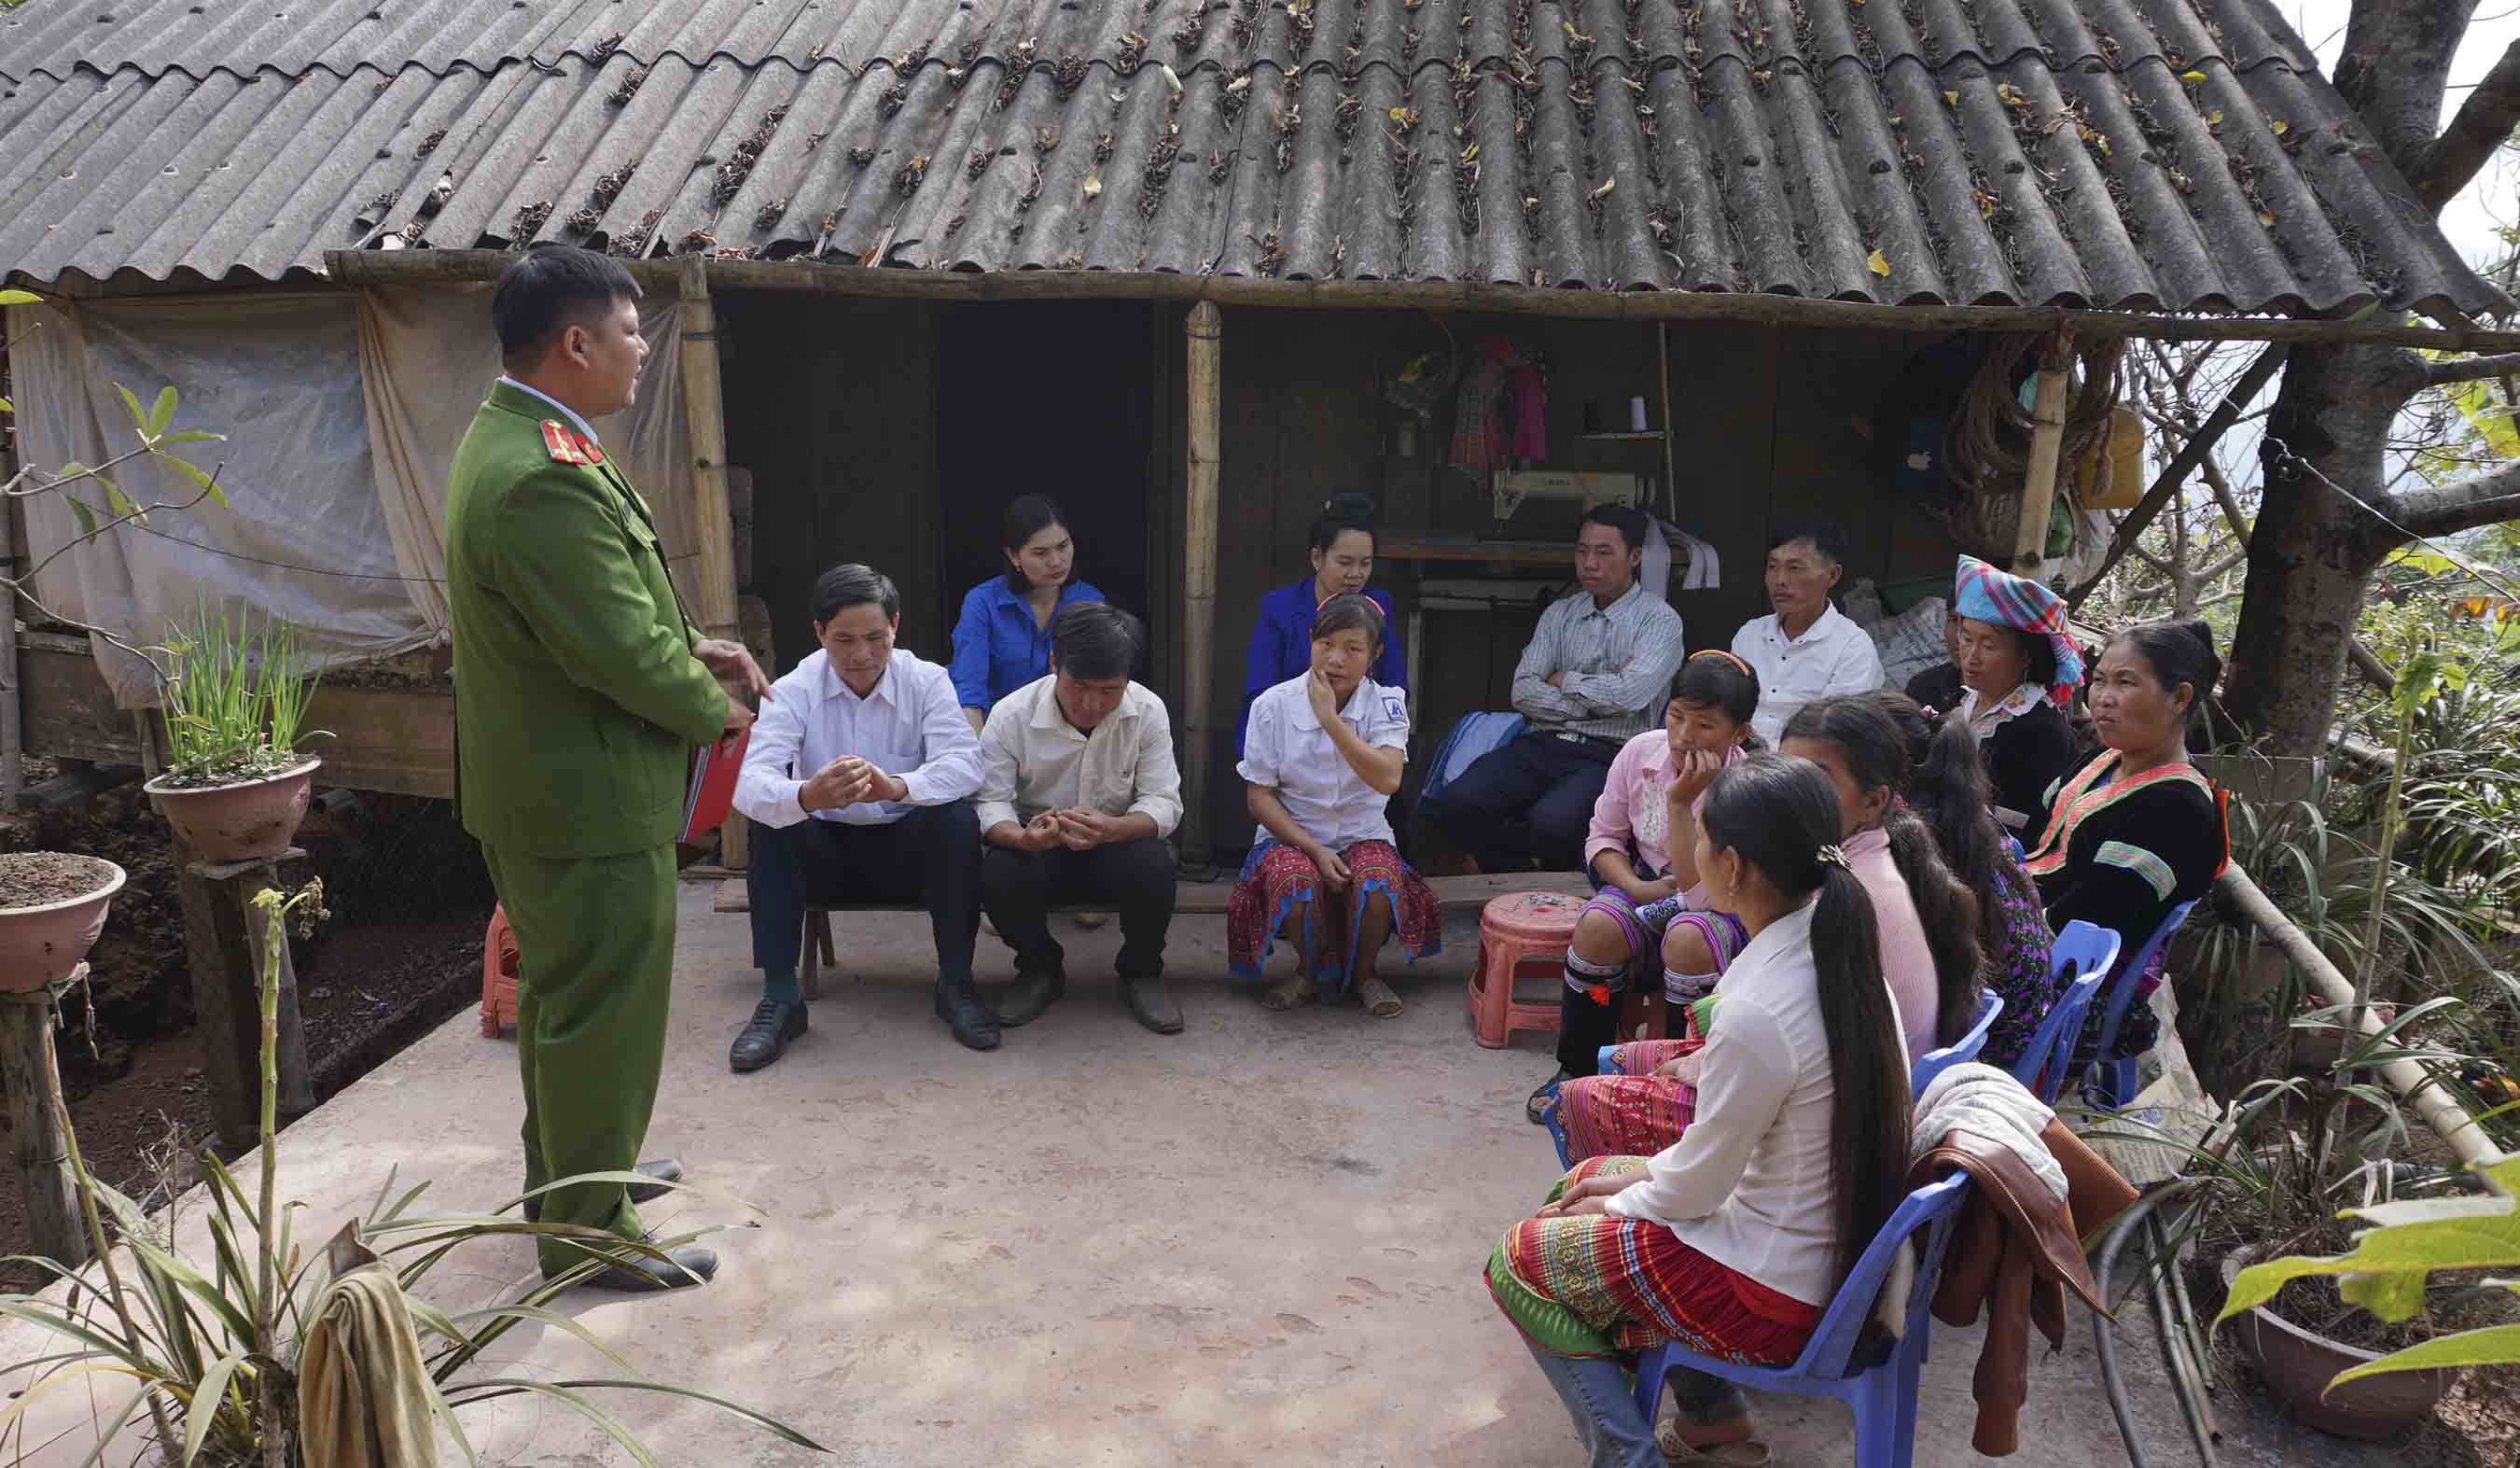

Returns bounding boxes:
[0,888,2428,1466]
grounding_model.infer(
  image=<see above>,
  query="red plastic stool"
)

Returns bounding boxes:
[480,904,519,1038]
[1467,890,1585,1049]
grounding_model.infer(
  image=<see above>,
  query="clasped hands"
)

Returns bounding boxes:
[1010,807,1132,852]
[1537,1167,1650,1219]
[799,755,905,814]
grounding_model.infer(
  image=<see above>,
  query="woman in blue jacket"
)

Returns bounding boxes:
[951,494,1106,732]
[1238,494,1407,754]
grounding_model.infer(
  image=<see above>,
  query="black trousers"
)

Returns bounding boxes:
[1432,730,1621,874]
[981,839,1177,980]
[746,801,982,986]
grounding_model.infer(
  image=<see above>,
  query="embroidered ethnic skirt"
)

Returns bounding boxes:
[1486,1156,1820,1363]
[1226,838,1441,1000]
[1551,1040,1704,1164]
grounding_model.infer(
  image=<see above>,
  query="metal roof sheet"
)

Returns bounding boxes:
[0,0,2502,321]
[0,0,2321,85]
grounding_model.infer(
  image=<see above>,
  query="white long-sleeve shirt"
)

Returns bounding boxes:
[975,674,1183,838]
[1732,604,1886,746]
[733,648,983,829]
[1604,901,1900,1307]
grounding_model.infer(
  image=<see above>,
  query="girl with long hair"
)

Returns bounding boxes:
[1488,754,1914,1465]
[950,494,1107,732]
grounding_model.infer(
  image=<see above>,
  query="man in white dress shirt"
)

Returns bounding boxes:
[1731,518,1884,745]
[977,604,1185,1036]
[730,564,995,1067]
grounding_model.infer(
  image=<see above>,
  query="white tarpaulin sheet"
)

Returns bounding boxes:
[7,283,699,707]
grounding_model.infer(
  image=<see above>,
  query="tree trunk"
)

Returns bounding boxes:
[2221,344,2413,788]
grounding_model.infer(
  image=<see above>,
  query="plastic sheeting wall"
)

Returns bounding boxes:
[7,285,700,707]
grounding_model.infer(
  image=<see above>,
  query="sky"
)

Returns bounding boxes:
[2286,0,2519,273]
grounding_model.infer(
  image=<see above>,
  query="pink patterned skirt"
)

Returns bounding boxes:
[1552,1039,1704,1164]
[1227,838,1441,1000]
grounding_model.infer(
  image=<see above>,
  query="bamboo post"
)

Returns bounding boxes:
[2011,329,2075,577]
[1181,302,1222,865]
[0,969,86,1265]
[2216,865,2511,1195]
[0,497,21,814]
[678,258,748,867]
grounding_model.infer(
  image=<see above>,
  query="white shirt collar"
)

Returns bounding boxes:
[497,375,603,449]
[821,651,896,708]
[1028,677,1141,736]
[1289,677,1375,732]
[1771,602,1846,647]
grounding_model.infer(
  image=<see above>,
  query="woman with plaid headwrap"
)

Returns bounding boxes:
[1949,555,2084,847]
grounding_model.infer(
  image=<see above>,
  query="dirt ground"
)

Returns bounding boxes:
[0,781,492,1284]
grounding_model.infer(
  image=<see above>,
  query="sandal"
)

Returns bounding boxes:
[1262,974,1316,1011]
[1525,1068,1572,1126]
[1654,1416,1772,1467]
[1357,976,1402,1017]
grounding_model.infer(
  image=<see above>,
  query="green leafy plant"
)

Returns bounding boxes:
[2219,1154,2520,1389]
[0,882,828,1465]
[155,607,326,787]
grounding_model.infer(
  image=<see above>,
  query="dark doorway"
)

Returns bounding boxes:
[936,302,1155,640]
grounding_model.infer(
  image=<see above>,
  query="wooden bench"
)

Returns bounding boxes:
[709,872,1592,999]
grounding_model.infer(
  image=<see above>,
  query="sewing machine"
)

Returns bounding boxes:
[1490,468,1646,522]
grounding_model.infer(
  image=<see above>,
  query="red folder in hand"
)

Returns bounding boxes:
[681,730,749,845]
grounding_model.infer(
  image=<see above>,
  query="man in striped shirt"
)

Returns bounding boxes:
[1428,506,1686,873]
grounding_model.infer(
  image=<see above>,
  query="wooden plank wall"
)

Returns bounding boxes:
[1163,307,1968,846]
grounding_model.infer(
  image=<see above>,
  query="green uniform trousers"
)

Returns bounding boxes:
[480,840,676,1276]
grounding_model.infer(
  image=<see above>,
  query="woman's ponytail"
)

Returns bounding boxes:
[1810,858,1910,1282]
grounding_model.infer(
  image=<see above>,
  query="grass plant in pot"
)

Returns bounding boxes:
[143,608,326,862]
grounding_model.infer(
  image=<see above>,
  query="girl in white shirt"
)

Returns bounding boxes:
[1486,753,1914,1466]
[1230,594,1440,1017]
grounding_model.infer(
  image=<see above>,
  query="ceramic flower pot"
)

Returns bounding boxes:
[0,854,126,991]
[144,757,321,863]
[2219,1243,2456,1439]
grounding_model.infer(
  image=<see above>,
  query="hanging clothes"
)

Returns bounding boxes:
[1449,335,1549,475]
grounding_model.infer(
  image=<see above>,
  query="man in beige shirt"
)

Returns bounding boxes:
[976,603,1186,1034]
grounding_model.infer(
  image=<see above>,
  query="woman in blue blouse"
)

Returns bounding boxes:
[1237,494,1408,753]
[951,494,1107,732]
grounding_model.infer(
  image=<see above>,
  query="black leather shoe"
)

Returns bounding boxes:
[522,1158,683,1223]
[1120,974,1185,1035]
[573,1243,718,1292]
[730,997,807,1072]
[935,980,1001,1050]
[995,968,1066,1028]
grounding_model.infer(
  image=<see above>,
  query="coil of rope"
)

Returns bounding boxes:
[1941,331,2126,556]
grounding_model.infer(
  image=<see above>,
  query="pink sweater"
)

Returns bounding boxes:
[1582,734,1747,902]
[1847,826,1940,1063]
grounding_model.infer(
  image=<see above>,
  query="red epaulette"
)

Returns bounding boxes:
[539,420,588,465]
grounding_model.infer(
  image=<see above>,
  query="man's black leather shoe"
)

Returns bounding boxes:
[730,997,807,1072]
[936,980,1001,1050]
[573,1244,718,1292]
[522,1158,683,1223]
[1120,974,1185,1035]
[995,969,1066,1028]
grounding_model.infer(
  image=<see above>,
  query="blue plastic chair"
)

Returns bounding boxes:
[1910,987,2000,1098]
[1633,1171,1974,1468]
[2012,921,2120,1103]
[2084,899,2200,1110]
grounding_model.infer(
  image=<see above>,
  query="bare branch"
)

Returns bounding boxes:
[7,467,224,589]
[2409,38,2520,215]
[2386,460,2520,542]
[2200,457,2255,546]
[2417,351,2520,386]
[2198,548,2249,581]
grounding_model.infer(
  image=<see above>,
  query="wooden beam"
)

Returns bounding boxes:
[675,256,740,643]
[319,251,2520,354]
[2012,331,2074,576]
[2066,343,2291,612]
[0,979,87,1266]
[13,762,141,812]
[1181,301,1222,865]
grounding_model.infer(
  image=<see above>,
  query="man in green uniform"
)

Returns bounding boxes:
[444,245,766,1289]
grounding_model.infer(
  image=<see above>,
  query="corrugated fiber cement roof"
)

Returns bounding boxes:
[0,0,2506,320]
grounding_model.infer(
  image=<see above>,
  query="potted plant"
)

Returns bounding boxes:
[0,882,828,1463]
[142,608,326,861]
[0,850,126,990]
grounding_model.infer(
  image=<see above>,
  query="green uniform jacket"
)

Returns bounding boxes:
[444,381,728,858]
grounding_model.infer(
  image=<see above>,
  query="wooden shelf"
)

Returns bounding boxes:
[1580,430,1665,440]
